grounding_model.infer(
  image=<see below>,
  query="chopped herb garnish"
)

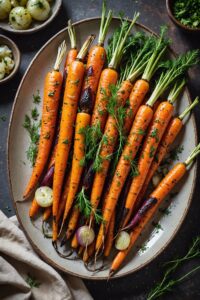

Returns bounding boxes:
[149,145,156,158]
[173,0,200,29]
[150,128,159,142]
[48,91,55,97]
[26,273,41,288]
[70,79,80,86]
[63,139,69,144]
[31,107,39,120]
[33,90,41,104]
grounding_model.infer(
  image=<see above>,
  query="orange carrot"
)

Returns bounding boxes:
[52,35,95,242]
[104,210,115,257]
[109,143,200,276]
[122,101,175,227]
[29,198,40,218]
[80,2,112,108]
[23,41,66,199]
[66,207,80,239]
[64,20,78,75]
[43,206,52,221]
[91,14,139,131]
[95,104,153,252]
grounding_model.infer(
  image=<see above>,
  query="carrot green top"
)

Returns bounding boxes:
[98,1,112,45]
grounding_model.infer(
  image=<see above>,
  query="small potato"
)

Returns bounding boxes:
[0,0,12,20]
[0,45,12,58]
[27,0,50,21]
[11,0,27,7]
[0,61,6,80]
[9,7,32,30]
[3,56,15,73]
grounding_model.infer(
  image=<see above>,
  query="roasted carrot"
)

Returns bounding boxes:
[123,27,169,135]
[66,207,80,239]
[137,96,199,206]
[65,20,78,76]
[91,13,139,131]
[95,104,153,251]
[60,112,91,229]
[23,41,66,199]
[95,50,199,253]
[109,143,200,276]
[71,232,79,249]
[104,210,115,257]
[43,206,52,222]
[80,2,112,109]
[89,35,157,221]
[52,35,95,242]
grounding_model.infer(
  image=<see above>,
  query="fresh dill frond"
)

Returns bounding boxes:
[76,188,104,224]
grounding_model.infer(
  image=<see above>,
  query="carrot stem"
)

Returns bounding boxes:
[185,143,200,166]
[146,50,199,107]
[179,97,199,120]
[142,26,169,82]
[98,1,112,45]
[68,19,77,49]
[168,78,186,104]
[76,35,95,60]
[108,12,140,69]
[54,41,67,71]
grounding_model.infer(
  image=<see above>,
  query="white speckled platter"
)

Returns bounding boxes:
[8,18,197,279]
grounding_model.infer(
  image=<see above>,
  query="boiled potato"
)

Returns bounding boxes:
[0,61,6,80]
[0,0,12,20]
[27,0,50,21]
[9,7,32,29]
[11,0,27,7]
[3,56,15,73]
[0,45,12,58]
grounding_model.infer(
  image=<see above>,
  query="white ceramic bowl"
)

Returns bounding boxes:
[0,0,62,34]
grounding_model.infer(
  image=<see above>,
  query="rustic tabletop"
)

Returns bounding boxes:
[0,0,200,299]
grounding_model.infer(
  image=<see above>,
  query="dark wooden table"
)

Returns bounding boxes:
[0,1,200,299]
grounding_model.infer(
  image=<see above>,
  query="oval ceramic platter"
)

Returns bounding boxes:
[8,18,197,280]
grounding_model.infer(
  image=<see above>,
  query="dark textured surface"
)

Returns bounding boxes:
[0,1,200,299]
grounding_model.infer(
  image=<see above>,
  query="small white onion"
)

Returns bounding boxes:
[11,0,27,7]
[115,231,130,250]
[9,7,32,30]
[35,186,53,207]
[76,225,95,247]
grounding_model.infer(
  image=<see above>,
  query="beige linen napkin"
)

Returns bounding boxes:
[0,210,93,300]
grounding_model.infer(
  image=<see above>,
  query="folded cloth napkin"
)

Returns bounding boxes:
[0,210,93,300]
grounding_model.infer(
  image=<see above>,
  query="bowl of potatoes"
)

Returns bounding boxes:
[0,0,62,34]
[0,34,20,84]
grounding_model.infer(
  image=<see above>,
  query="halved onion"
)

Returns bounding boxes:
[35,186,53,207]
[76,225,95,247]
[115,231,130,250]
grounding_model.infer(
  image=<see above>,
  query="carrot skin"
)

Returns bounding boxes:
[91,68,118,130]
[123,79,149,135]
[110,162,186,274]
[66,207,80,239]
[137,117,183,207]
[82,45,106,108]
[90,81,133,216]
[123,101,174,226]
[43,206,52,221]
[64,48,78,75]
[95,105,154,251]
[62,112,91,226]
[24,70,63,199]
[53,60,85,241]
[104,210,115,257]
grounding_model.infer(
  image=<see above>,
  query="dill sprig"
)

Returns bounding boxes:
[147,236,200,300]
[76,187,104,224]
[79,122,103,167]
[92,84,127,172]
[23,114,41,167]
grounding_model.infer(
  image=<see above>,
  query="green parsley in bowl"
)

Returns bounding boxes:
[166,0,200,32]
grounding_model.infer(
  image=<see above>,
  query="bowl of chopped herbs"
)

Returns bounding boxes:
[166,0,200,32]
